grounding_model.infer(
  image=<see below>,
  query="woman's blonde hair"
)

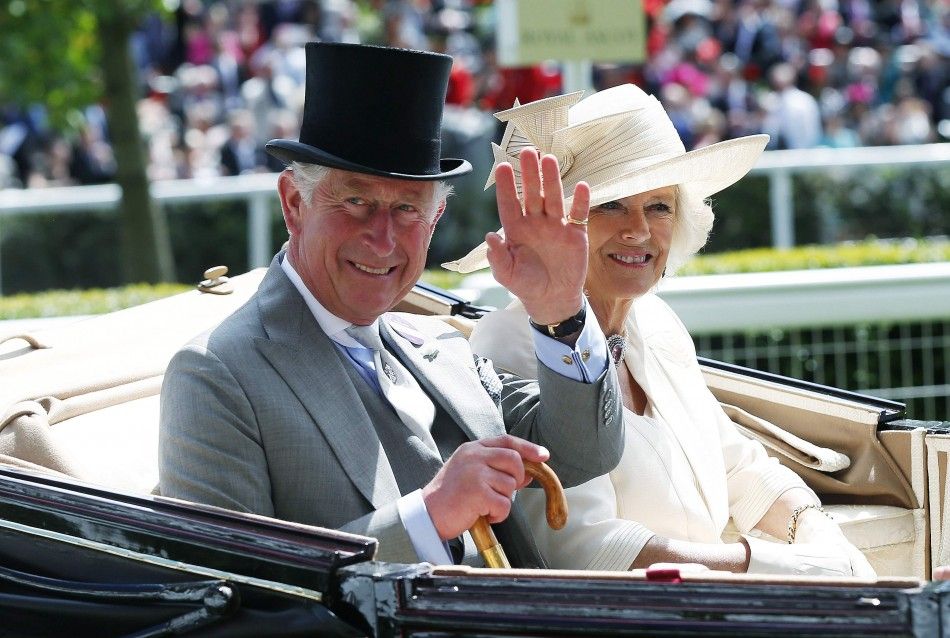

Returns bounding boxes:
[667,185,714,275]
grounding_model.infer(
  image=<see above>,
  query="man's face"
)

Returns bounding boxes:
[279,168,444,325]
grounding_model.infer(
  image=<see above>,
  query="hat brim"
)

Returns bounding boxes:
[577,134,768,207]
[442,134,768,273]
[265,139,473,181]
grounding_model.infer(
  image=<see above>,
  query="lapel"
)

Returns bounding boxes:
[380,314,503,443]
[627,296,727,528]
[253,258,401,510]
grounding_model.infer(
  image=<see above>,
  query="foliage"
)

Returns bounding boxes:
[706,166,950,253]
[0,0,164,130]
[2,1,175,284]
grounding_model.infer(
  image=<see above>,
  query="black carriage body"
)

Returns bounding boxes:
[1,435,949,637]
[0,467,372,637]
[340,561,950,637]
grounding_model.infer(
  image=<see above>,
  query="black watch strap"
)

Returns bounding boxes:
[529,305,586,339]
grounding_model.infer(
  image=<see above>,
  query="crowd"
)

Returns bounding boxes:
[0,0,946,190]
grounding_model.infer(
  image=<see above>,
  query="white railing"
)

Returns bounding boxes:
[657,262,950,332]
[751,143,950,249]
[664,264,950,421]
[460,262,950,330]
[0,172,280,295]
[0,143,948,294]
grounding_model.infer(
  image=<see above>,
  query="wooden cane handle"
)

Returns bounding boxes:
[469,460,568,568]
[522,460,568,530]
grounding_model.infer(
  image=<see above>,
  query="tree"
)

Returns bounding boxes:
[0,0,174,284]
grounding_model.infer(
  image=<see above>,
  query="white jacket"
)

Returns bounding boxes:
[470,294,813,570]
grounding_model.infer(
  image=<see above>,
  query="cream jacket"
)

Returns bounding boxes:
[470,293,813,570]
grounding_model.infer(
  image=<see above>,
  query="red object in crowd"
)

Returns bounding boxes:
[664,61,709,97]
[695,37,721,66]
[481,66,561,111]
[446,63,475,107]
[642,0,666,17]
[647,23,669,57]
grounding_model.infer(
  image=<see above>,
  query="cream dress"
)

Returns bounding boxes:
[470,294,814,570]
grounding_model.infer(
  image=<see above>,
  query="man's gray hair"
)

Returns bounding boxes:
[666,185,714,275]
[290,162,453,214]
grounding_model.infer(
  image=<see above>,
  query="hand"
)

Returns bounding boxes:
[792,509,876,578]
[422,435,550,540]
[487,148,591,325]
[744,535,854,576]
[935,566,950,580]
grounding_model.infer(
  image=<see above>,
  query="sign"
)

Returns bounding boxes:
[495,0,646,67]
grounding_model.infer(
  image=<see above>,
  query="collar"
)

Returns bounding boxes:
[279,253,373,349]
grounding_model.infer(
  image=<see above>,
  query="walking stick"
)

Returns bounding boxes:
[469,460,568,568]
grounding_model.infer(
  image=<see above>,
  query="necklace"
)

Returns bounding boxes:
[606,333,627,366]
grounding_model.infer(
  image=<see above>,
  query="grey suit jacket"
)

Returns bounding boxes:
[159,256,623,563]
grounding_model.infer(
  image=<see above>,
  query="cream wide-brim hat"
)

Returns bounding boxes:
[442,84,768,273]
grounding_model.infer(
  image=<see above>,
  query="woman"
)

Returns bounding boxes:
[445,85,874,576]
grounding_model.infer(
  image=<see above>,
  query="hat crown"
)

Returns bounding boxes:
[444,85,768,273]
[487,84,687,204]
[265,43,472,180]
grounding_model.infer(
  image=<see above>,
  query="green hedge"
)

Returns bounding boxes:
[0,283,191,320]
[2,238,946,320]
[679,237,950,275]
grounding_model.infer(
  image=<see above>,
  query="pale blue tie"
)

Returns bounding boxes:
[345,323,438,454]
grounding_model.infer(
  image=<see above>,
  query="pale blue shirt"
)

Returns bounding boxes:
[280,255,608,564]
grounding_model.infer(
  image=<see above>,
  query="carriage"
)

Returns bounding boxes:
[1,267,948,636]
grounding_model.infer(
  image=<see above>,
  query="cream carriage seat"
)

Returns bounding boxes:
[706,367,930,579]
[0,268,267,496]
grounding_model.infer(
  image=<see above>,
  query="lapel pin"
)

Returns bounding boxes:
[423,349,439,362]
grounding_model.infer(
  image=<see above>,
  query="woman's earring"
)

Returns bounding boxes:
[662,268,667,278]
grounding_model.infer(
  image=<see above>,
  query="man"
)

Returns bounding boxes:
[159,43,622,568]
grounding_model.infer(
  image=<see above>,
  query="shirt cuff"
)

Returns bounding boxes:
[532,301,608,383]
[397,489,453,565]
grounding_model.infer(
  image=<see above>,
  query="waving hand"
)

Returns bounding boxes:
[486,149,591,325]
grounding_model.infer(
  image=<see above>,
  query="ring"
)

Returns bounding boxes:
[566,216,588,226]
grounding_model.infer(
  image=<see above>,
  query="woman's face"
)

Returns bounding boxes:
[585,186,676,305]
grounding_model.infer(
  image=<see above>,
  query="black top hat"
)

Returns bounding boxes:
[265,43,472,181]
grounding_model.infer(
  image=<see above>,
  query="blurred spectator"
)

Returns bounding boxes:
[719,0,784,80]
[819,113,861,147]
[218,109,267,176]
[263,108,300,172]
[763,62,823,148]
[69,123,117,185]
[661,82,701,148]
[693,104,729,147]
[381,0,430,50]
[889,95,935,144]
[0,154,17,189]
[0,110,36,187]
[41,137,75,187]
[708,52,758,137]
